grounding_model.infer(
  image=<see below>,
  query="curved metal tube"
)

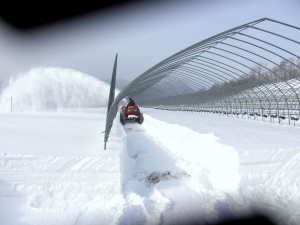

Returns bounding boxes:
[104,18,300,146]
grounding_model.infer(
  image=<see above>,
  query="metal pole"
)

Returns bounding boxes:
[11,96,13,113]
[104,53,118,150]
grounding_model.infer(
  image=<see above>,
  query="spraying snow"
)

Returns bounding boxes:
[0,67,114,112]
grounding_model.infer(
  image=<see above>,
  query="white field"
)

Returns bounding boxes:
[1,68,300,225]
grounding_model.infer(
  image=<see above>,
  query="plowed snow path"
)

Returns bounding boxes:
[119,117,242,225]
[120,108,300,225]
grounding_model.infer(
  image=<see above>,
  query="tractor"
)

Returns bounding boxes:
[120,105,144,125]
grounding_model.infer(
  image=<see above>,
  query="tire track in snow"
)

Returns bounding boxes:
[0,153,124,225]
[0,155,120,183]
[0,108,126,225]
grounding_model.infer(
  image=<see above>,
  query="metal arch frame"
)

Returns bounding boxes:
[190,58,268,103]
[227,36,300,70]
[183,62,261,101]
[125,18,268,86]
[210,46,289,99]
[157,57,264,103]
[217,42,300,99]
[161,70,254,103]
[234,32,300,60]
[117,19,269,98]
[223,35,300,94]
[209,43,300,119]
[139,73,211,100]
[203,50,279,102]
[173,67,255,104]
[137,79,198,99]
[104,18,300,148]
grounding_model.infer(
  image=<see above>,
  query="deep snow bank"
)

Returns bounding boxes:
[0,67,115,112]
[142,114,241,191]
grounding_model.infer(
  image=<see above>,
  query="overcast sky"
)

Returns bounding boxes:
[0,0,299,83]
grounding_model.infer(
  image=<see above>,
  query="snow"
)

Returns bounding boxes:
[1,68,300,225]
[0,67,114,112]
[0,108,125,225]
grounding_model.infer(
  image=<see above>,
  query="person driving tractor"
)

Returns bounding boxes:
[120,97,143,125]
[127,97,136,107]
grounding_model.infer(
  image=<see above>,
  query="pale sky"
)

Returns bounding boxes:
[0,0,299,83]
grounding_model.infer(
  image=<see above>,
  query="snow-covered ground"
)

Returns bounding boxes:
[1,107,300,225]
[0,108,125,225]
[1,68,300,225]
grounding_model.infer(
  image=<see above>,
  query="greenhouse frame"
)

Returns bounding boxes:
[104,18,300,148]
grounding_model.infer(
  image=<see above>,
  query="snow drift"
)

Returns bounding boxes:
[142,114,240,191]
[0,67,115,112]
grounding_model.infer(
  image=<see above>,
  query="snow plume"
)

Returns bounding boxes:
[0,67,114,112]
